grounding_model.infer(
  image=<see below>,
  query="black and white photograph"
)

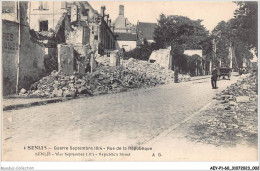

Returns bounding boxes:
[1,0,259,169]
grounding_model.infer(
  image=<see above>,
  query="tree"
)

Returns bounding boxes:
[154,14,210,50]
[170,43,185,83]
[212,21,231,67]
[212,19,253,69]
[123,38,154,61]
[233,1,258,52]
[187,54,202,76]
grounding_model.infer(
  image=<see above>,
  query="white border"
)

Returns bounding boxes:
[0,0,259,170]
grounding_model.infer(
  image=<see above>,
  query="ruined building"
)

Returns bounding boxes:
[28,1,115,53]
[27,1,116,75]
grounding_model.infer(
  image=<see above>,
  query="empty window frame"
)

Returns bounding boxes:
[39,20,48,31]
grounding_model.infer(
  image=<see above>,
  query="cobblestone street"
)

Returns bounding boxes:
[3,74,256,161]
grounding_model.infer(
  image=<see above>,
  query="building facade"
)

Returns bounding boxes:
[115,33,137,52]
[2,2,46,95]
[112,5,136,51]
[28,1,67,32]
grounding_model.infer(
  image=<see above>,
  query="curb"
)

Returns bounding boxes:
[3,97,73,111]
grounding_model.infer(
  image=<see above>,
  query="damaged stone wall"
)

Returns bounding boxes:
[73,44,91,74]
[57,44,93,75]
[66,26,90,45]
[149,47,172,69]
[2,20,19,95]
[2,20,46,95]
[19,25,45,91]
[58,44,74,75]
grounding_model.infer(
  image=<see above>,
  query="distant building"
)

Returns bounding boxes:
[136,22,156,45]
[114,33,137,52]
[113,5,136,34]
[113,5,136,51]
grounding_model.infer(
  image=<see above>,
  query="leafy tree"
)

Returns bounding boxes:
[233,1,258,52]
[212,19,253,69]
[170,43,185,82]
[124,39,154,61]
[187,54,202,76]
[154,14,210,50]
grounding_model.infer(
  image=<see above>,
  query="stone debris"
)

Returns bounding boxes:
[95,55,110,66]
[24,57,190,98]
[20,88,27,94]
[96,56,191,83]
[188,72,258,147]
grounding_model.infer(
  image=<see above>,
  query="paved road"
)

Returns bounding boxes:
[2,75,242,161]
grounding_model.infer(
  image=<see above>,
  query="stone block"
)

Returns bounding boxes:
[229,101,238,106]
[236,96,250,103]
[20,88,27,94]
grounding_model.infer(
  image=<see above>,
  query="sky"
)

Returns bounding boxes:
[89,1,238,31]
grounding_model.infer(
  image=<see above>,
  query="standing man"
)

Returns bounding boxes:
[211,67,218,89]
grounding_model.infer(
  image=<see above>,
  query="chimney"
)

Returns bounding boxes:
[119,5,124,16]
[101,6,106,17]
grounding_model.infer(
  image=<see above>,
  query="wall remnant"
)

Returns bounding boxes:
[2,19,46,95]
[57,44,74,76]
[149,47,172,69]
[57,44,94,75]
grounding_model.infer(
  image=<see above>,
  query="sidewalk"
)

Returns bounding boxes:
[2,96,72,111]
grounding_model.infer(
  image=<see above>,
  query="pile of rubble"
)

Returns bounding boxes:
[25,71,90,98]
[21,57,190,98]
[188,72,258,146]
[95,55,110,66]
[97,57,191,83]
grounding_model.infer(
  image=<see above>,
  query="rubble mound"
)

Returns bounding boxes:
[97,57,191,83]
[27,71,87,98]
[95,55,110,66]
[24,57,190,98]
[188,73,258,146]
